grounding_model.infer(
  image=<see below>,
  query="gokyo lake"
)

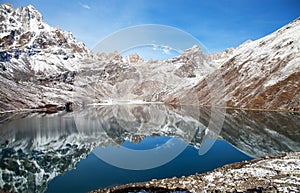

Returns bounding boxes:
[0,104,299,193]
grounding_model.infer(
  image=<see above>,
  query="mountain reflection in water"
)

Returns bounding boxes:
[0,104,299,193]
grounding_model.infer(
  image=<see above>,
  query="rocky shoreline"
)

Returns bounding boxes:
[92,151,300,193]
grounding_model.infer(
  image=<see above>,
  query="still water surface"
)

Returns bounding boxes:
[0,104,299,193]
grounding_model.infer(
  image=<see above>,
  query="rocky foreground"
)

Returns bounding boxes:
[92,151,300,193]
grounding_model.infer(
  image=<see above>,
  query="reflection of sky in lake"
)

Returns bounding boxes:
[46,137,252,193]
[93,136,188,170]
[1,105,300,193]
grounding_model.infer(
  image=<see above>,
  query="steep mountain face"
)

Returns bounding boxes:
[165,18,300,111]
[0,3,93,111]
[0,3,90,63]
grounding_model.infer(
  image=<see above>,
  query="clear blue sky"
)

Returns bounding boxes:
[5,0,300,53]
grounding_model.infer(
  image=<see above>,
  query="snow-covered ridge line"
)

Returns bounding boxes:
[1,3,300,112]
[0,3,91,73]
[165,17,300,111]
[0,3,94,112]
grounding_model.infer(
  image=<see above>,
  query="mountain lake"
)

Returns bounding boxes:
[0,104,299,193]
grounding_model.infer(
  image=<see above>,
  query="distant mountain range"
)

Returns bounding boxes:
[1,3,299,112]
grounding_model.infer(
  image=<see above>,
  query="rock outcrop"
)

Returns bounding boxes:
[94,151,300,193]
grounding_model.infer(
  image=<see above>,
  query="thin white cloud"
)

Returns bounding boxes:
[152,44,172,55]
[162,45,171,55]
[79,2,91,10]
[152,43,158,51]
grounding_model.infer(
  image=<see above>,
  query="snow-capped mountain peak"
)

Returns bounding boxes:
[0,3,89,53]
[1,3,51,39]
[0,4,94,111]
[166,17,300,111]
[0,4,91,73]
[18,4,52,33]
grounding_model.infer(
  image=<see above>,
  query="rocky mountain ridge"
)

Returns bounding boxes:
[165,17,300,111]
[74,45,215,106]
[0,3,93,111]
[1,3,299,112]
